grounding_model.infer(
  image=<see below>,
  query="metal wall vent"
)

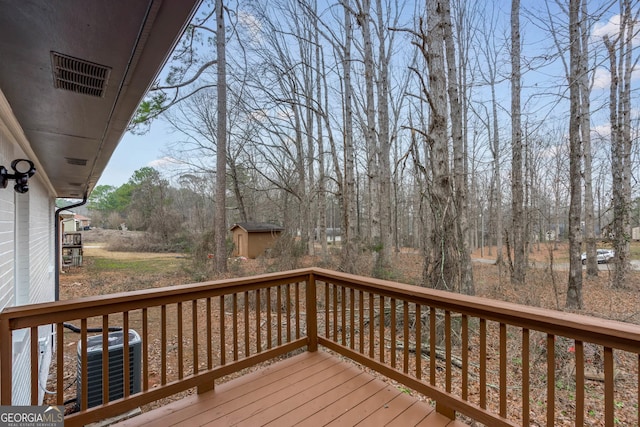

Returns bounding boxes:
[65,157,88,166]
[51,52,111,97]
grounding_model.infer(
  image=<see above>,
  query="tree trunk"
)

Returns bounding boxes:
[580,0,597,278]
[510,0,525,285]
[566,0,583,309]
[292,99,309,255]
[342,3,358,271]
[214,0,228,273]
[302,22,316,257]
[605,0,636,288]
[229,161,248,223]
[420,2,457,292]
[375,0,392,272]
[491,84,503,264]
[315,10,328,257]
[442,0,474,295]
[358,0,381,255]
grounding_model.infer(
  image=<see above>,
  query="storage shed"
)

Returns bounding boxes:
[230,222,284,259]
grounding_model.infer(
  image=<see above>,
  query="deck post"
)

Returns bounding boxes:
[197,381,215,394]
[306,272,318,352]
[436,402,455,420]
[0,315,12,404]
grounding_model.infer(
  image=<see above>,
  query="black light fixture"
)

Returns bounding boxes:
[0,159,36,193]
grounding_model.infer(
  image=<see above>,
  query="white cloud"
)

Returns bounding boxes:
[148,156,182,168]
[239,11,263,44]
[592,67,611,90]
[591,123,611,139]
[592,14,621,40]
[592,13,640,46]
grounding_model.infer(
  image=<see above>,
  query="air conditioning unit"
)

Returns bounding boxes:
[76,329,142,409]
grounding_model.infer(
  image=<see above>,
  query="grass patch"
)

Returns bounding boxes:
[629,241,640,258]
[89,257,183,274]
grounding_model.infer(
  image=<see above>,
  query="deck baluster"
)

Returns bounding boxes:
[379,295,385,363]
[102,315,109,403]
[522,328,530,425]
[244,291,250,357]
[193,300,199,375]
[177,302,183,379]
[220,295,226,365]
[547,334,555,426]
[256,289,261,353]
[403,301,409,374]
[416,304,422,380]
[391,298,396,368]
[604,347,614,427]
[30,326,38,405]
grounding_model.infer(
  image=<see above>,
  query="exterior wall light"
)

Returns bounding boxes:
[0,159,36,193]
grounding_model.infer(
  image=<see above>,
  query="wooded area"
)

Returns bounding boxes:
[88,0,639,307]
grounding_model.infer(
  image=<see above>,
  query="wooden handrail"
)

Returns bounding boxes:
[311,268,640,351]
[1,267,639,426]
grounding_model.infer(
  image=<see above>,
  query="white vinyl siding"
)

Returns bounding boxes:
[14,190,29,305]
[27,181,54,304]
[11,174,55,405]
[0,134,56,404]
[0,139,15,311]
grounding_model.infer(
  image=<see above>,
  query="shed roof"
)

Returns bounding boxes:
[231,222,284,233]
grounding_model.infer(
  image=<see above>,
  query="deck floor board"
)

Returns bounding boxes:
[116,351,466,427]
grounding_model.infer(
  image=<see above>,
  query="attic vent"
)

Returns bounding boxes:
[51,52,111,97]
[65,157,87,166]
[68,182,83,187]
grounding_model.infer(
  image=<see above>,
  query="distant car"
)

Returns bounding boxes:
[581,249,615,265]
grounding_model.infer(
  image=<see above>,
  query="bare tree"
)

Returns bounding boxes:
[312,0,359,269]
[314,1,328,257]
[409,0,469,293]
[542,0,600,284]
[579,0,598,278]
[566,0,583,309]
[354,0,382,257]
[214,0,228,272]
[374,0,394,272]
[442,0,474,295]
[242,0,321,255]
[605,0,638,288]
[510,0,526,286]
[469,3,503,260]
[342,2,359,270]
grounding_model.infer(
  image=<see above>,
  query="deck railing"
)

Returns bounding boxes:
[2,267,640,426]
[1,270,313,427]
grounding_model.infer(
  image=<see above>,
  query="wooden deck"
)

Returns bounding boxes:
[115,351,467,427]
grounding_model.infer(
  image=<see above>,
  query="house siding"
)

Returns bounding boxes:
[0,139,15,310]
[29,182,54,304]
[0,124,56,405]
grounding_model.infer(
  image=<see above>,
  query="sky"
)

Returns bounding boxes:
[95,0,636,190]
[97,121,177,187]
